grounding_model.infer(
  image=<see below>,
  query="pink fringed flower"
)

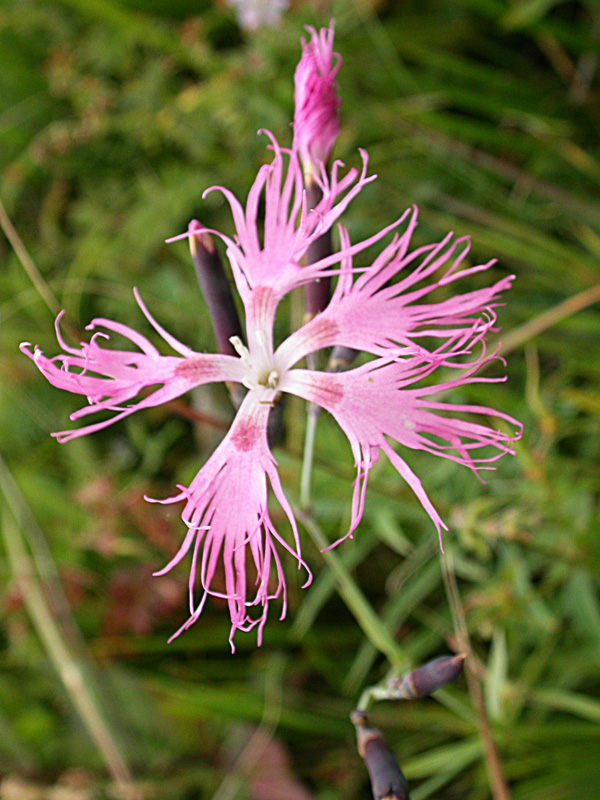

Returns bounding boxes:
[22,133,521,648]
[294,22,342,173]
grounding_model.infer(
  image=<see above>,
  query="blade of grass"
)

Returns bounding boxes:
[147,677,350,737]
[529,688,600,723]
[0,195,63,323]
[0,508,139,799]
[209,654,285,800]
[290,529,376,642]
[406,738,483,799]
[293,504,409,671]
[344,546,441,694]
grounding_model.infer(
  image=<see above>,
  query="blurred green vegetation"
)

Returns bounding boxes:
[1,0,599,798]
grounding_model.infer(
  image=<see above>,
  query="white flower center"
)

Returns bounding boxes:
[230,332,280,392]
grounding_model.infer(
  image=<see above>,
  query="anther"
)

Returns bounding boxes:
[230,336,252,365]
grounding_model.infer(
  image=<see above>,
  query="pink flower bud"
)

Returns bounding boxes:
[293,23,342,175]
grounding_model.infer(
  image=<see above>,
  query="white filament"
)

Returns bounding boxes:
[230,333,280,391]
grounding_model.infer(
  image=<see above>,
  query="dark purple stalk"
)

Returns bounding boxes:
[189,220,243,359]
[305,179,358,371]
[352,712,410,800]
[304,182,332,322]
[188,221,286,441]
[303,181,359,371]
[189,220,246,409]
[328,345,359,372]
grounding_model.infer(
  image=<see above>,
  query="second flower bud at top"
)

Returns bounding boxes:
[293,23,342,176]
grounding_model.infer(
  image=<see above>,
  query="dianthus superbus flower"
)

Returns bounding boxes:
[22,133,520,648]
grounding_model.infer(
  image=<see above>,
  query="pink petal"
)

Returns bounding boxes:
[275,208,514,369]
[21,302,245,442]
[167,132,380,325]
[154,394,312,650]
[280,334,521,542]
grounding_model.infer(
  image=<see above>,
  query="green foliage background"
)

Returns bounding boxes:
[1,0,600,798]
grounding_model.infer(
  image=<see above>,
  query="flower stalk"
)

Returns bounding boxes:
[304,183,334,323]
[295,23,343,509]
[189,220,243,358]
[189,220,247,411]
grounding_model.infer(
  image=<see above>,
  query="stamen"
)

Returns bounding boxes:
[230,335,252,365]
[230,332,279,391]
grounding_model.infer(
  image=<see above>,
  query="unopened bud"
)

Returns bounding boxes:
[189,220,243,360]
[189,220,245,408]
[351,711,409,800]
[294,24,341,322]
[293,23,341,178]
[390,654,466,699]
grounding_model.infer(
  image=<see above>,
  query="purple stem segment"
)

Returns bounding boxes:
[189,220,243,358]
[328,344,359,371]
[352,711,410,800]
[304,181,333,321]
[303,181,359,371]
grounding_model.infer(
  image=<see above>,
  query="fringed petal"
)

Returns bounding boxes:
[280,328,521,544]
[21,298,245,442]
[167,131,379,325]
[154,394,312,650]
[276,207,514,368]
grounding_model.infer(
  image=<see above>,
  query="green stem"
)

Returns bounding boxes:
[293,504,409,671]
[299,406,319,510]
[0,196,60,318]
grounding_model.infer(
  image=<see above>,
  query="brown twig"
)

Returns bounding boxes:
[497,283,600,356]
[165,399,230,430]
[442,554,512,800]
